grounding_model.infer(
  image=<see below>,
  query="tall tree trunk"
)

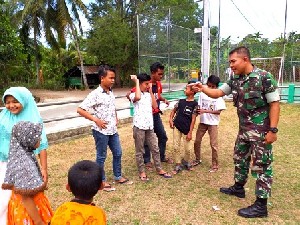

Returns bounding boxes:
[34,27,40,86]
[114,65,122,87]
[70,23,88,89]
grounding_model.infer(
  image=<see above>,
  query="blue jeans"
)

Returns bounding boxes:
[144,113,168,163]
[92,130,123,181]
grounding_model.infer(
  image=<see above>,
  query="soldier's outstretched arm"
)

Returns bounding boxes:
[193,83,225,98]
[202,86,225,98]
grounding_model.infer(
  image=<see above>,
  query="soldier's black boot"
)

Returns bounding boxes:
[219,183,245,198]
[238,198,268,218]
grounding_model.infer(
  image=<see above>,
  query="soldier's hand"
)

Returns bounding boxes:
[264,132,277,144]
[192,82,203,93]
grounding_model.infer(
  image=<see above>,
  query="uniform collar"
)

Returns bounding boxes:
[233,65,257,79]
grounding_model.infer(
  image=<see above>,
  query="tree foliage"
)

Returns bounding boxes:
[1,0,300,88]
[87,0,202,86]
[0,1,24,87]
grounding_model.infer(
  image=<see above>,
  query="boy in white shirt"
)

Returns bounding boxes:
[77,65,131,192]
[129,74,172,181]
[193,75,226,172]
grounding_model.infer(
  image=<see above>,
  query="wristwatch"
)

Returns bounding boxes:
[269,127,278,133]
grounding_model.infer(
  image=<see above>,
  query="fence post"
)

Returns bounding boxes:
[287,83,295,103]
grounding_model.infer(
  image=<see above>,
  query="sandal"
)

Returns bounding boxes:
[161,158,174,164]
[209,167,218,173]
[103,184,116,192]
[139,175,149,182]
[158,172,172,178]
[115,178,133,185]
[145,162,154,171]
[191,160,202,167]
[182,160,194,171]
[172,165,183,175]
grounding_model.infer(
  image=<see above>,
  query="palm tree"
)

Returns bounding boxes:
[55,0,89,89]
[13,0,59,85]
[14,0,88,88]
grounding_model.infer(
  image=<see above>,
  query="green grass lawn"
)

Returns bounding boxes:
[46,102,300,224]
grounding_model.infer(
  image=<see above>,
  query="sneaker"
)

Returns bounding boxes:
[220,185,245,198]
[238,201,268,218]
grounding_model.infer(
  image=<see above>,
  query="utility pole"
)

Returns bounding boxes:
[201,0,210,84]
[217,0,221,77]
[280,0,288,86]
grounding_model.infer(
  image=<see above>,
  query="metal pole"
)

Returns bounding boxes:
[280,0,288,86]
[201,0,210,84]
[217,0,221,77]
[188,30,190,81]
[167,8,171,91]
[137,14,140,73]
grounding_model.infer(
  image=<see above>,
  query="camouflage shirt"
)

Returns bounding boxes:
[220,67,280,134]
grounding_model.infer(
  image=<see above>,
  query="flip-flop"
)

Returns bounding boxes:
[115,178,133,185]
[103,184,116,192]
[172,165,183,175]
[161,158,174,164]
[159,173,172,179]
[209,168,218,173]
[139,175,149,182]
[145,163,154,171]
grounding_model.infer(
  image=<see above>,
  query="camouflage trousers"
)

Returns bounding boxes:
[233,131,273,198]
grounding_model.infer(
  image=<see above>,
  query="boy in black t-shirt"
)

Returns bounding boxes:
[169,82,199,174]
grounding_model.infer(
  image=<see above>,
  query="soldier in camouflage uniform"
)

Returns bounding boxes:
[194,46,280,218]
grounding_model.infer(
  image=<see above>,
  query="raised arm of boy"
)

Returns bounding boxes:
[130,75,141,102]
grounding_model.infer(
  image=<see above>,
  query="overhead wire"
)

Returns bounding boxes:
[229,0,257,31]
[241,0,288,41]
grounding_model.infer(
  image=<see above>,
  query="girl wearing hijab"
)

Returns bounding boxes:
[2,121,53,225]
[0,87,50,224]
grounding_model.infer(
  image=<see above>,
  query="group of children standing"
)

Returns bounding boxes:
[128,69,226,178]
[0,62,226,224]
